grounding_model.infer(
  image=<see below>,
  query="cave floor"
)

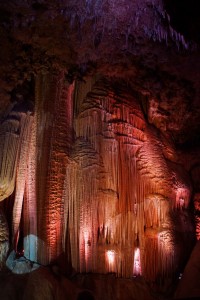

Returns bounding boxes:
[0,267,178,300]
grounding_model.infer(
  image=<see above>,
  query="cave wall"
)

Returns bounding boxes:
[0,73,195,282]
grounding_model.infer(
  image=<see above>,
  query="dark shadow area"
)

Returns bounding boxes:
[164,0,200,43]
[77,290,95,300]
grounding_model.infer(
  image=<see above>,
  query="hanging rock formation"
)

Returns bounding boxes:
[0,74,193,283]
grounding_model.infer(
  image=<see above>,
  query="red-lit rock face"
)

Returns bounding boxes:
[0,74,195,283]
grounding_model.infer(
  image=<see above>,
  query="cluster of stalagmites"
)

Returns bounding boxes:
[0,73,195,281]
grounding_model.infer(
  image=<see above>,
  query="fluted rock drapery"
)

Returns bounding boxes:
[23,73,74,263]
[0,102,33,255]
[1,74,194,280]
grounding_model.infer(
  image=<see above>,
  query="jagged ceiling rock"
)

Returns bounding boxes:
[164,0,200,43]
[0,0,200,146]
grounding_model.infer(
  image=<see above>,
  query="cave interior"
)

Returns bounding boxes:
[0,1,200,299]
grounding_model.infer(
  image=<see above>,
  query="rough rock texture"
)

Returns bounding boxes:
[0,108,32,202]
[0,208,9,270]
[0,74,194,286]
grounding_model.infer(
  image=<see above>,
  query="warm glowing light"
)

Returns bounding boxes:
[134,203,137,215]
[84,230,91,259]
[158,230,172,253]
[80,227,92,272]
[179,198,184,209]
[133,248,141,276]
[176,188,190,209]
[107,250,115,264]
[84,230,89,243]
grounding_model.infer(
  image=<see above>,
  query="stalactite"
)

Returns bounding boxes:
[73,80,151,277]
[144,194,175,280]
[15,73,75,265]
[23,114,38,262]
[0,114,20,201]
[69,77,191,280]
[63,160,80,271]
[5,75,192,281]
[12,113,33,249]
[0,103,33,260]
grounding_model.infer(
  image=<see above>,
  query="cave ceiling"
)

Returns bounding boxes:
[0,0,200,147]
